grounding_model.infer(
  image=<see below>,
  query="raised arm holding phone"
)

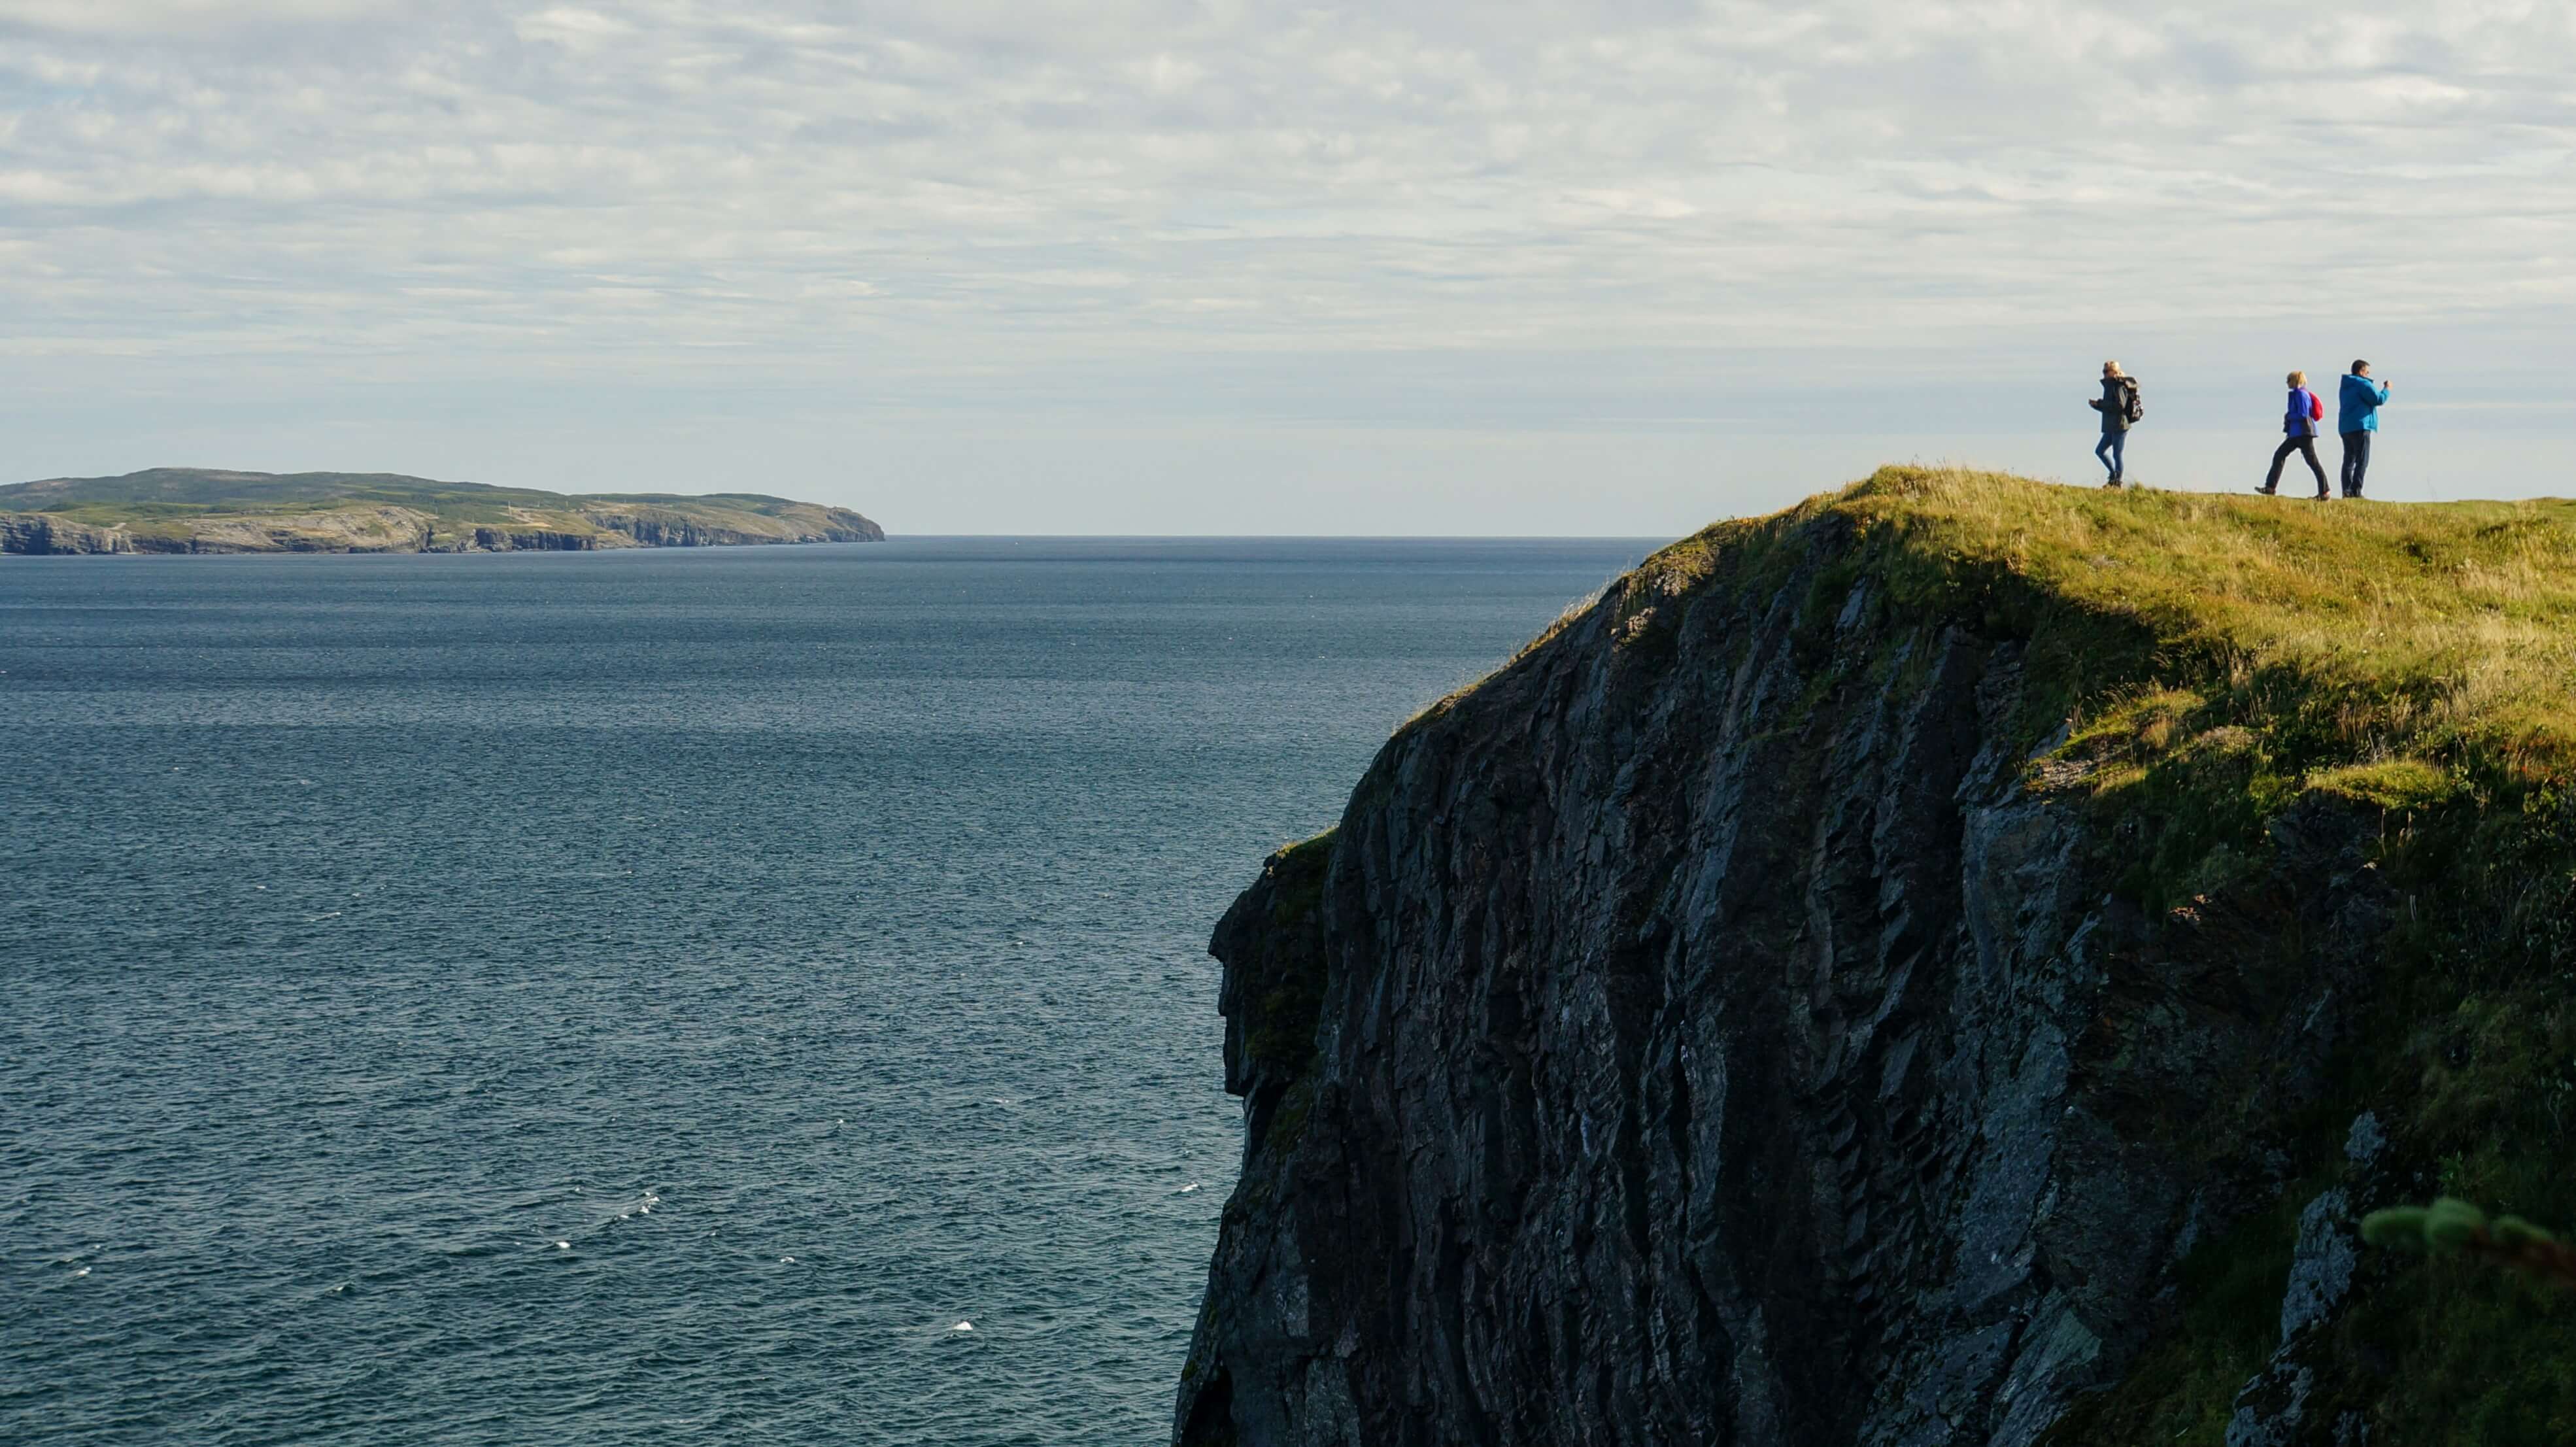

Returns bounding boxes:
[2338,360,2391,497]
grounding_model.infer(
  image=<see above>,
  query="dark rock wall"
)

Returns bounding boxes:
[1179,522,2389,1446]
[584,507,886,545]
[470,526,598,552]
[0,513,130,554]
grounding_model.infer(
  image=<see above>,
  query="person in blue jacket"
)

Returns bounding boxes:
[2259,369,2330,498]
[2337,360,2391,497]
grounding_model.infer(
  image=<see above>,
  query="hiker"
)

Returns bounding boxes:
[2260,369,2330,498]
[2338,360,2391,497]
[2088,360,2141,486]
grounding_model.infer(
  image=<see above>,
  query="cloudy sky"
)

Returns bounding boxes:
[3,1,2571,533]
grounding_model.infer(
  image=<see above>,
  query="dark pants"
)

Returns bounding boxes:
[2095,430,2126,481]
[2267,434,2327,494]
[2340,430,2372,495]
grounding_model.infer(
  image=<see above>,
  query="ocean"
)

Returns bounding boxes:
[0,537,1650,1446]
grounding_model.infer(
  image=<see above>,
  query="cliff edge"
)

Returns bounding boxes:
[1181,468,2576,1446]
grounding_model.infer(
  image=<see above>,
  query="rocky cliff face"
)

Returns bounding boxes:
[0,513,131,554]
[1177,485,2419,1446]
[576,506,884,547]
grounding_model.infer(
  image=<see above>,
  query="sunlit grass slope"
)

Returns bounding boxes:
[1649,465,2576,788]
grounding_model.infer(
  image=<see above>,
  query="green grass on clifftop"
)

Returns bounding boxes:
[1644,465,2576,783]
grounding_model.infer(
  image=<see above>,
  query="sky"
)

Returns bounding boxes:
[3,1,2571,535]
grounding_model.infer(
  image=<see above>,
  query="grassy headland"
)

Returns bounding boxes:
[1627,468,2576,1443]
[0,468,883,553]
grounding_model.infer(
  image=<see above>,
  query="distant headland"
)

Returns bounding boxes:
[0,468,885,554]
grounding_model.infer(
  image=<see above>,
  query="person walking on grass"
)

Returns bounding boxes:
[2259,369,2330,498]
[2089,360,2141,486]
[2338,360,2391,497]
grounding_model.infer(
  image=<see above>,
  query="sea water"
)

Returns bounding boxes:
[0,537,1648,1446]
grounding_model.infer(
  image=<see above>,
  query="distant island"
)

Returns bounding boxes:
[0,468,885,554]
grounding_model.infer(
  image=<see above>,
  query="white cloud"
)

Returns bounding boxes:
[0,0,396,36]
[513,7,636,48]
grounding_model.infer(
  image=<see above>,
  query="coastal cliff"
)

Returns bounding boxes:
[1180,469,2576,1446]
[0,468,884,554]
[0,512,132,554]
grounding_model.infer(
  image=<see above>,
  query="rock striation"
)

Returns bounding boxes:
[1172,469,2575,1446]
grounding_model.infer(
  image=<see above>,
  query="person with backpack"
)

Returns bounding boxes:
[2337,360,2391,497]
[2088,360,2141,486]
[2259,369,2330,498]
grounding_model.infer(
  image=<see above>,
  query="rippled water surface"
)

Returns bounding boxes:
[0,537,1648,1446]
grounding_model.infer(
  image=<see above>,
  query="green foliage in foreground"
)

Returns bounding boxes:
[2364,1200,2576,1289]
[1552,469,2576,1444]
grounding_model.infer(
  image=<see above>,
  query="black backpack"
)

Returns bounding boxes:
[2122,378,2144,424]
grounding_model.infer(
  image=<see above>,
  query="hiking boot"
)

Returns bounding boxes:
[2256,485,2278,496]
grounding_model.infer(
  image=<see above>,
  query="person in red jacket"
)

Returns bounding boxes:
[2258,369,2330,498]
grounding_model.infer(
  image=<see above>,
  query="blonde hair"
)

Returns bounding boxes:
[2103,360,2126,377]
[2286,369,2307,387]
